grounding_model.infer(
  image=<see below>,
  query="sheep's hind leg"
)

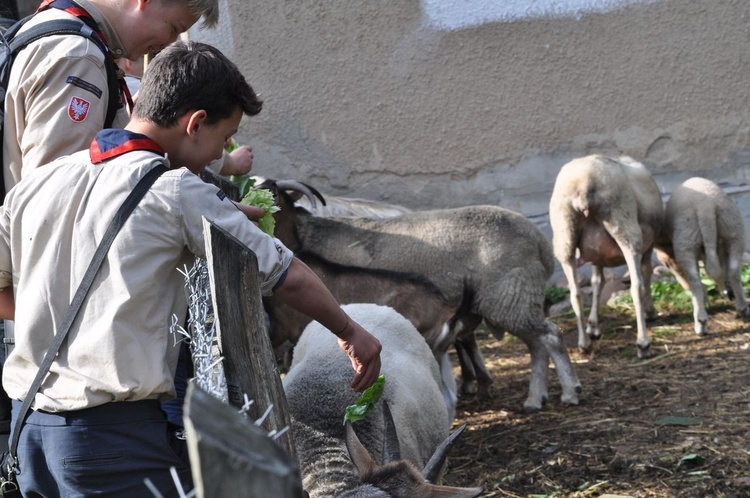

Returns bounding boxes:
[585,265,603,342]
[493,320,549,412]
[561,259,589,353]
[518,334,549,413]
[676,250,708,335]
[452,315,492,399]
[542,320,582,406]
[721,245,750,319]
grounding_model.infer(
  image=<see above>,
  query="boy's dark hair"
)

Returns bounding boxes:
[133,41,262,126]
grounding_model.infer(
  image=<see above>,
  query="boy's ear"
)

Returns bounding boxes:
[185,110,208,139]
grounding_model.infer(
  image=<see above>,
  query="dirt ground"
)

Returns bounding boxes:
[443,302,750,498]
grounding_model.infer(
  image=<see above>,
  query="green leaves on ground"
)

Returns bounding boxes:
[344,375,385,425]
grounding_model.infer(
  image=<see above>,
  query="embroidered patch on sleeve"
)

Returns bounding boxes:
[68,96,91,122]
[216,190,227,201]
[66,76,103,99]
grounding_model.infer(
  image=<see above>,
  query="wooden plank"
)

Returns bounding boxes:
[184,382,304,498]
[200,169,240,201]
[202,217,296,457]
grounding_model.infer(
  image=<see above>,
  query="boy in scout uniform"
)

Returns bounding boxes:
[0,40,382,496]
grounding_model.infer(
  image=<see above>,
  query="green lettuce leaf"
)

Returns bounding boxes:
[344,375,385,425]
[240,188,280,236]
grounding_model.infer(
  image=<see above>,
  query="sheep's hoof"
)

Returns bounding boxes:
[737,307,750,320]
[523,396,546,413]
[475,384,492,401]
[460,381,478,396]
[560,393,580,406]
[694,320,708,335]
[578,343,592,355]
[523,404,543,414]
[636,343,653,359]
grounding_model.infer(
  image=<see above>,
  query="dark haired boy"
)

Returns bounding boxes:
[0,40,381,497]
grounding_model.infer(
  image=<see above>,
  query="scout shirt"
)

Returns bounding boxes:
[0,129,293,413]
[2,0,130,195]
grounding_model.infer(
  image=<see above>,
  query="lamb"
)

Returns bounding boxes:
[282,303,484,498]
[265,252,461,419]
[549,154,665,357]
[654,177,749,334]
[263,179,582,412]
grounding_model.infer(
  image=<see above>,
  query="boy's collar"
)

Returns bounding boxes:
[90,129,165,164]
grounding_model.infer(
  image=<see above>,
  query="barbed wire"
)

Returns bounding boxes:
[146,257,291,497]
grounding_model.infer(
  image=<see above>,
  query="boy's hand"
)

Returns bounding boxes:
[221,146,254,176]
[337,320,382,392]
[232,201,265,223]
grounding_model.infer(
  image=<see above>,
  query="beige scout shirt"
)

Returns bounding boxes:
[0,150,293,412]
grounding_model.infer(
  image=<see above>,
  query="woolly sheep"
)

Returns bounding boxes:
[655,177,749,334]
[265,253,460,419]
[295,194,413,218]
[265,179,582,412]
[282,303,483,498]
[549,154,665,357]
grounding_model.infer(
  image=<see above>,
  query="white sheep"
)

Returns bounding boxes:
[266,179,582,412]
[282,303,483,498]
[265,253,460,419]
[549,155,664,357]
[549,154,665,357]
[655,177,749,334]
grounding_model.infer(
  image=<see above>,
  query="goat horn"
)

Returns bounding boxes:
[274,180,327,208]
[382,401,401,463]
[421,424,467,482]
[345,420,377,477]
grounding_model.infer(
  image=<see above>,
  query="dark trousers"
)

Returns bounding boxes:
[10,399,192,498]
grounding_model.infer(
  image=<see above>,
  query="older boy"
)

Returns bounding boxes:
[0,41,381,497]
[2,0,253,195]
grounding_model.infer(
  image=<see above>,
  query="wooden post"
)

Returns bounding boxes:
[184,382,304,498]
[200,169,240,201]
[202,217,296,458]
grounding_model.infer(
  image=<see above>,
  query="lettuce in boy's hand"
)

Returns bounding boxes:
[224,138,240,153]
[241,187,280,236]
[344,375,385,425]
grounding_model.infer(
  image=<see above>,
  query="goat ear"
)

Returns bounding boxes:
[419,483,485,498]
[382,401,401,463]
[345,421,377,477]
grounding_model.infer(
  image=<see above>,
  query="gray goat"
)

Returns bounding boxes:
[655,177,749,334]
[283,303,483,498]
[264,179,581,412]
[549,155,664,357]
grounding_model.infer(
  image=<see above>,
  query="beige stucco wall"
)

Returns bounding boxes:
[14,0,750,222]
[188,0,750,219]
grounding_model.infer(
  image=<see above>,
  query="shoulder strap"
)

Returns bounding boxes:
[2,18,120,127]
[5,161,169,475]
[1,17,121,204]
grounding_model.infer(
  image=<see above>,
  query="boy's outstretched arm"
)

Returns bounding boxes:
[273,258,382,392]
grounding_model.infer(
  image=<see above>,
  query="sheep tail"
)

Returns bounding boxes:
[696,206,721,279]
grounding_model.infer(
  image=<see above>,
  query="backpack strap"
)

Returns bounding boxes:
[4,160,169,478]
[3,17,120,127]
